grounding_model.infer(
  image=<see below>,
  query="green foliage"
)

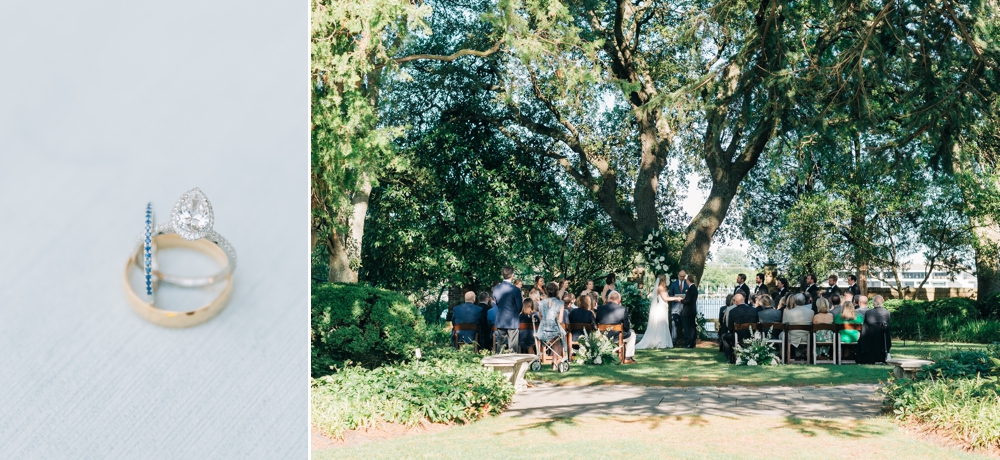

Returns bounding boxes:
[311,283,426,376]
[917,347,1000,381]
[311,351,514,439]
[695,313,710,341]
[980,293,1000,320]
[617,281,651,333]
[733,329,781,366]
[884,298,1000,343]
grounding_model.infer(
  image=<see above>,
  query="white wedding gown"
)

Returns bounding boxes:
[636,281,673,349]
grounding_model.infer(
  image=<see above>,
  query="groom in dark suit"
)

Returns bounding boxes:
[667,270,689,346]
[595,291,636,364]
[491,266,523,353]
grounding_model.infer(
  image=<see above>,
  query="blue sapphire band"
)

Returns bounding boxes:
[144,203,154,296]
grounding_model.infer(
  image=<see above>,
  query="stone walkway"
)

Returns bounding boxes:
[504,383,882,419]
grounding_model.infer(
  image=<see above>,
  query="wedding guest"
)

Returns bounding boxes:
[596,291,636,364]
[855,295,870,317]
[579,279,596,298]
[734,274,751,300]
[588,291,600,309]
[518,298,539,353]
[514,279,524,290]
[723,291,758,363]
[681,274,700,349]
[846,275,862,297]
[537,282,568,370]
[492,266,524,353]
[534,276,546,299]
[813,297,835,358]
[829,294,843,317]
[557,279,571,300]
[569,293,598,341]
[835,301,864,344]
[758,294,781,339]
[857,295,892,364]
[601,273,617,304]
[754,273,769,299]
[452,291,484,347]
[823,274,842,299]
[561,292,576,324]
[755,294,772,312]
[783,294,814,360]
[717,293,736,351]
[475,291,492,349]
[528,287,543,304]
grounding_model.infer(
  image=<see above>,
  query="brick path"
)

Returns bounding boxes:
[504,383,882,419]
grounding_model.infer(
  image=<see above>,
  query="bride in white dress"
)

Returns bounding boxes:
[636,274,674,349]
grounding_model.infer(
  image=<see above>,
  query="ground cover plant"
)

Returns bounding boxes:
[311,349,515,439]
[885,298,1000,343]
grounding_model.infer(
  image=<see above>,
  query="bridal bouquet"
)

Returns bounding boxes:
[575,331,619,365]
[733,327,780,366]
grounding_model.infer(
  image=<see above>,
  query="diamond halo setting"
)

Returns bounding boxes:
[171,187,214,241]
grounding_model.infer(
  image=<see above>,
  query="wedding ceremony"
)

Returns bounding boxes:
[313,0,1000,458]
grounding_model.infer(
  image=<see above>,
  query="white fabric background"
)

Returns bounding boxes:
[0,0,308,458]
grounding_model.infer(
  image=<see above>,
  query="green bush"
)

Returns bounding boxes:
[421,300,449,326]
[941,320,1000,344]
[928,297,978,319]
[618,281,651,333]
[980,293,1000,320]
[884,299,934,340]
[917,347,1000,380]
[312,283,426,376]
[311,351,515,439]
[883,298,997,342]
[880,377,1000,451]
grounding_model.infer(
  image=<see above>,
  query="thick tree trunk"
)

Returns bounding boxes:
[679,180,739,284]
[326,176,372,283]
[328,228,357,283]
[973,225,1000,300]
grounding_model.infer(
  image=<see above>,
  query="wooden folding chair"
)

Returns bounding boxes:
[567,323,594,360]
[784,324,814,364]
[535,324,571,366]
[597,323,625,364]
[837,323,863,364]
[452,323,479,352]
[758,322,786,364]
[811,323,839,364]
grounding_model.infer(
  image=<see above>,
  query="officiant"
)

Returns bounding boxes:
[667,270,690,347]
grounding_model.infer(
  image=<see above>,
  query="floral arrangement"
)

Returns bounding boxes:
[695,312,710,340]
[575,330,619,365]
[733,327,780,366]
[642,229,674,275]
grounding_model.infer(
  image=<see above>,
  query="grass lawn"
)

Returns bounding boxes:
[527,341,988,387]
[316,414,990,459]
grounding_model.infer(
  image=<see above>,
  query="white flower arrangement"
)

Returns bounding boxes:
[733,326,781,366]
[641,229,675,275]
[575,330,619,365]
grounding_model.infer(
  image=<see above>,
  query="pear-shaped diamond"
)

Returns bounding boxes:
[171,187,214,240]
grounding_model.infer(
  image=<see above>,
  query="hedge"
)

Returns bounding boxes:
[312,283,426,376]
[883,297,1000,343]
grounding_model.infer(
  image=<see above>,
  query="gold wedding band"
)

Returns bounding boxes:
[124,233,234,327]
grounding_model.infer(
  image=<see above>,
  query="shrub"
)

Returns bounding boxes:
[928,297,978,319]
[421,300,449,326]
[980,293,1000,320]
[940,320,1000,344]
[312,283,426,376]
[311,351,515,439]
[880,377,1000,451]
[884,299,934,340]
[917,348,1000,380]
[617,281,651,333]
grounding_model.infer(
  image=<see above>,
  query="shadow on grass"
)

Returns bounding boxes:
[778,417,890,438]
[498,418,579,438]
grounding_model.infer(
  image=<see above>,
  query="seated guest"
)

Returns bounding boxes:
[829,294,843,317]
[813,297,835,358]
[755,294,772,313]
[855,295,870,317]
[452,291,484,346]
[487,301,498,328]
[561,292,576,324]
[722,293,758,363]
[803,292,816,313]
[757,295,781,338]
[595,291,636,364]
[476,291,493,349]
[783,294,814,359]
[518,298,539,353]
[568,293,598,341]
[857,295,892,364]
[834,301,863,344]
[718,293,736,352]
[513,278,524,291]
[841,292,854,308]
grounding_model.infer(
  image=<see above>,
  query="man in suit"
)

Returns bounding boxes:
[595,291,636,364]
[846,275,862,297]
[680,274,699,348]
[823,274,842,299]
[492,266,524,353]
[723,293,759,363]
[475,291,492,349]
[773,277,790,307]
[734,274,751,300]
[667,270,689,346]
[804,274,819,299]
[452,292,484,347]
[754,273,769,299]
[828,294,843,317]
[855,295,870,318]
